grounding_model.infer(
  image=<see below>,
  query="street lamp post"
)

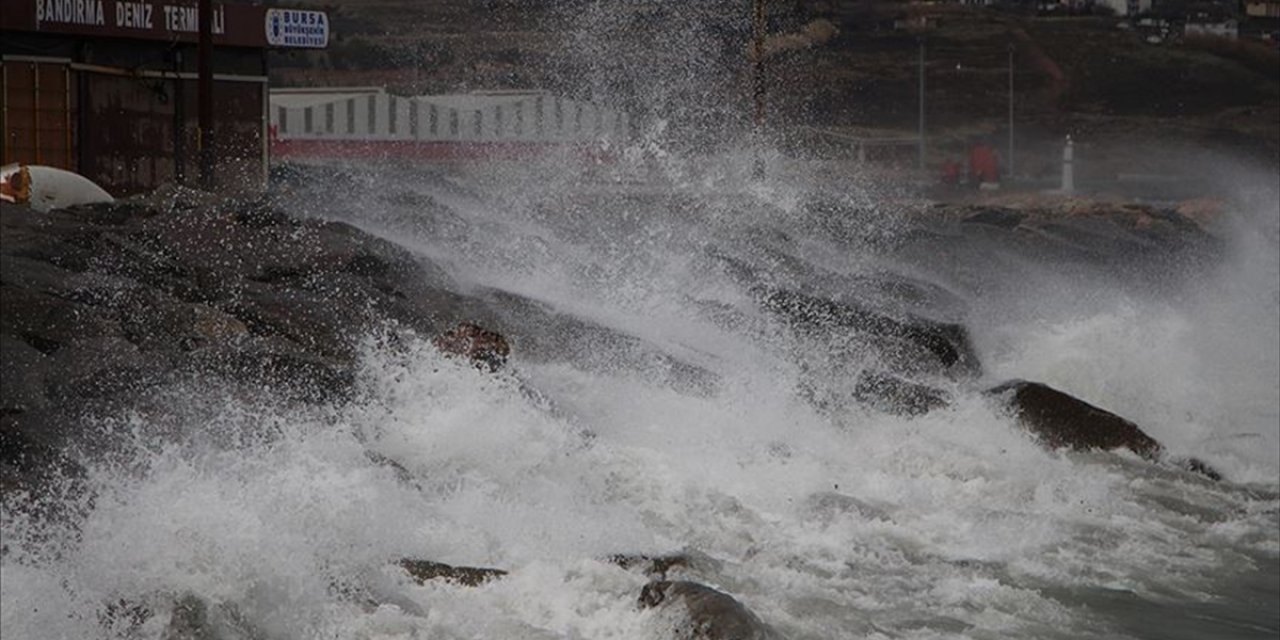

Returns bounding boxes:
[1007,43,1015,182]
[752,0,767,179]
[917,37,926,174]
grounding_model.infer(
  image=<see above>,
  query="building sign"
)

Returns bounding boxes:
[265,9,328,48]
[0,0,329,49]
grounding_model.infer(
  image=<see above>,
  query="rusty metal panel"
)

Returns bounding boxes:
[80,70,263,195]
[1,60,75,169]
[79,71,174,195]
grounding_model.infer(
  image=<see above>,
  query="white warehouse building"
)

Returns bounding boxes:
[270,87,630,145]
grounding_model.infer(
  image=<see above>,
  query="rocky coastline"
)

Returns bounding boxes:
[0,185,1228,638]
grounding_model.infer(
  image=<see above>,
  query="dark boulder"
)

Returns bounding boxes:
[398,559,507,587]
[161,593,259,640]
[606,550,722,580]
[761,288,981,379]
[852,371,950,416]
[639,580,781,640]
[477,288,718,394]
[987,380,1220,479]
[0,196,479,499]
[608,553,693,580]
[987,380,1162,457]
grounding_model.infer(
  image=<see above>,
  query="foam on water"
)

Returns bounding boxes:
[2,163,1277,639]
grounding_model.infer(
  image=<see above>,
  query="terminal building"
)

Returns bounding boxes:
[1,1,328,195]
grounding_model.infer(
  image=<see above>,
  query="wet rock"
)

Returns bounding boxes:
[803,491,893,523]
[639,580,781,640]
[478,288,718,394]
[608,553,692,579]
[0,410,86,495]
[852,371,950,416]
[98,598,153,635]
[987,380,1221,480]
[607,550,722,580]
[432,322,511,371]
[1179,457,1223,481]
[961,207,1027,229]
[398,559,508,587]
[0,334,49,413]
[986,380,1163,458]
[1,197,476,499]
[162,593,259,640]
[761,288,981,379]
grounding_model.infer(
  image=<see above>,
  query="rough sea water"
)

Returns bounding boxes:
[2,151,1277,639]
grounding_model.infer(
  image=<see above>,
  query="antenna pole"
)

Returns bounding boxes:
[752,0,767,179]
[1007,42,1015,182]
[917,36,926,174]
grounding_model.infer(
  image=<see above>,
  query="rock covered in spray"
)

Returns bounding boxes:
[398,559,508,587]
[0,194,477,494]
[986,379,1221,480]
[639,580,782,640]
[761,287,982,379]
[852,370,951,417]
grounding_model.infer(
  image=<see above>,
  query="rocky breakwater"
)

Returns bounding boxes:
[0,194,491,495]
[759,196,1227,480]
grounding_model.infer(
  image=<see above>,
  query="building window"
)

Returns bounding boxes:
[429,104,438,135]
[388,98,397,134]
[304,107,313,133]
[347,98,356,134]
[514,102,524,136]
[367,95,376,133]
[279,107,288,134]
[473,110,482,137]
[410,102,420,138]
[325,103,335,133]
[449,109,459,136]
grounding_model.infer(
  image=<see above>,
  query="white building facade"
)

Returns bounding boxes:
[269,88,630,145]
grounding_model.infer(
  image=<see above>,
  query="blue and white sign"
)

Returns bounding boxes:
[265,8,328,48]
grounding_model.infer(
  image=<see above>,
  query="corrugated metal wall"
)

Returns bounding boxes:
[3,42,267,197]
[1,59,76,170]
[79,73,265,196]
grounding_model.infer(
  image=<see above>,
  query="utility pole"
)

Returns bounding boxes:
[1061,135,1074,194]
[197,0,214,189]
[1007,43,1015,182]
[173,49,186,184]
[752,0,767,179]
[917,37,926,174]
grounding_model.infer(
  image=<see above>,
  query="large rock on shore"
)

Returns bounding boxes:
[0,197,477,492]
[987,379,1220,480]
[398,559,508,587]
[640,580,782,640]
[986,380,1163,458]
[852,370,951,417]
[762,287,981,379]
